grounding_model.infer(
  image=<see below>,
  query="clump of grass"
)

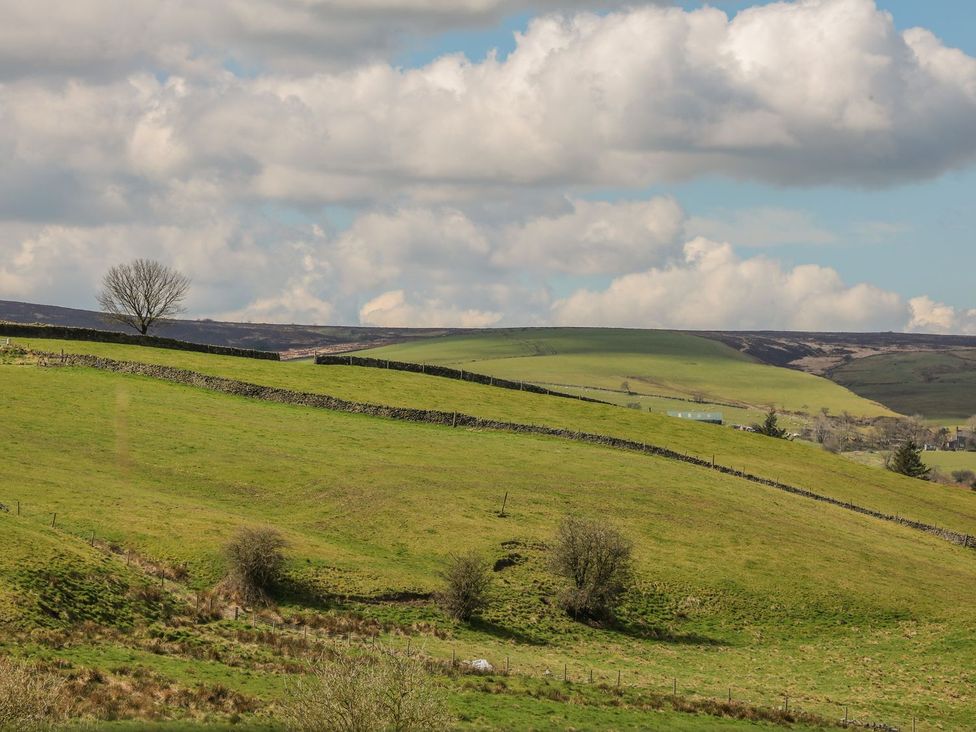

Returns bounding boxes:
[0,656,68,731]
[280,648,452,732]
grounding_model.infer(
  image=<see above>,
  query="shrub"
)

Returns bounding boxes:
[280,649,452,732]
[222,526,288,605]
[951,469,976,485]
[0,656,68,731]
[551,516,633,621]
[438,552,491,622]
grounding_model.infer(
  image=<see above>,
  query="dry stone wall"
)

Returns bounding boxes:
[46,351,975,552]
[315,354,610,405]
[2,322,279,360]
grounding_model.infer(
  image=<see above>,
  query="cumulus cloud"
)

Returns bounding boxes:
[551,238,911,331]
[359,289,502,328]
[495,198,685,273]
[0,0,972,331]
[908,296,976,335]
[0,0,639,79]
[3,0,976,225]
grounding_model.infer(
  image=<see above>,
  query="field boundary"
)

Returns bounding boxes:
[2,322,280,360]
[44,351,976,552]
[316,354,611,405]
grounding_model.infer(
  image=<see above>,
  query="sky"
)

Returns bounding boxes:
[0,0,974,333]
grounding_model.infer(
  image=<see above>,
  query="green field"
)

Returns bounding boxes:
[357,329,896,419]
[848,450,976,480]
[3,338,976,729]
[16,336,976,537]
[830,349,976,422]
[924,451,976,474]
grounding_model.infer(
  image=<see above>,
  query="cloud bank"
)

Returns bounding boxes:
[0,0,973,332]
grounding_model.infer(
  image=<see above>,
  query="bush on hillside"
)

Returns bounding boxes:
[0,656,68,731]
[551,516,633,621]
[951,469,976,485]
[222,526,288,605]
[438,552,492,622]
[280,648,452,732]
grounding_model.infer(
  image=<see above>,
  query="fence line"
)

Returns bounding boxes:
[0,501,898,732]
[35,351,976,552]
[0,497,916,731]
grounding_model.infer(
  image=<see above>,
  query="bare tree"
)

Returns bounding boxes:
[222,526,288,605]
[438,552,491,622]
[97,259,190,335]
[281,648,452,732]
[551,516,633,621]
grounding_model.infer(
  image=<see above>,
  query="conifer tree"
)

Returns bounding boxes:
[754,409,788,439]
[887,440,930,480]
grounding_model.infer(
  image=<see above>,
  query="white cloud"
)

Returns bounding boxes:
[2,0,975,224]
[496,198,685,273]
[0,0,639,78]
[908,296,976,335]
[551,238,910,331]
[2,202,970,334]
[0,0,972,332]
[359,289,502,328]
[334,207,493,293]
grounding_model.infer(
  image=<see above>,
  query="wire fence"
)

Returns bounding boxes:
[0,501,926,731]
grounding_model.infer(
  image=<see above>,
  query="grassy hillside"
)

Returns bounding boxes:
[20,336,976,539]
[3,358,976,729]
[830,349,976,422]
[357,328,896,419]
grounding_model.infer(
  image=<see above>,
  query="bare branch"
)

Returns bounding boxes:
[96,259,190,335]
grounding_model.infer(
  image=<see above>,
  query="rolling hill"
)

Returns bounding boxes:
[6,299,974,420]
[830,349,976,423]
[356,327,896,419]
[3,333,976,729]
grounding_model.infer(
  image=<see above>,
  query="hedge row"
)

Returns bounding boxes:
[45,351,976,552]
[316,354,609,405]
[1,322,279,360]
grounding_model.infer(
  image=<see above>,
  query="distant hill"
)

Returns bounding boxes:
[5,299,975,419]
[0,300,462,357]
[697,331,976,422]
[356,327,897,419]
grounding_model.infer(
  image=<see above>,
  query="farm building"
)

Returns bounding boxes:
[667,411,723,425]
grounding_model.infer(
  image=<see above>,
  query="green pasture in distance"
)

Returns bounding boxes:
[831,349,976,422]
[356,328,897,417]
